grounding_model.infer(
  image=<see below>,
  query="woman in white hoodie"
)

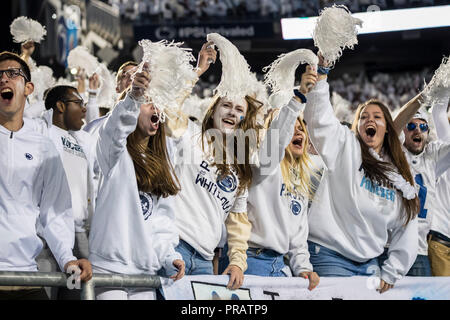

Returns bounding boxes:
[88,64,185,300]
[219,67,320,290]
[304,59,420,294]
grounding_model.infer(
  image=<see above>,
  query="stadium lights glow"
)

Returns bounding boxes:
[281,5,450,40]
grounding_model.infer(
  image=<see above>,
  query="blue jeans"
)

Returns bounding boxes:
[218,245,288,277]
[245,248,289,277]
[175,239,213,275]
[407,254,432,276]
[308,241,380,277]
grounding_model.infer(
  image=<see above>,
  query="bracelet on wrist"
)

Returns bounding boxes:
[317,65,330,75]
[293,89,307,103]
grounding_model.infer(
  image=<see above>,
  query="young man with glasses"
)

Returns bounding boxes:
[0,51,92,300]
[27,85,98,299]
[393,93,450,277]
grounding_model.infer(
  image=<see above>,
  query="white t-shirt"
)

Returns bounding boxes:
[49,126,89,232]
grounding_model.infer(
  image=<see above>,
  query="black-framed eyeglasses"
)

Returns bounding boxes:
[0,68,29,82]
[406,122,429,132]
[61,99,86,108]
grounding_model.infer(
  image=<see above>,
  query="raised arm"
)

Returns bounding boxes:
[165,41,217,138]
[255,66,317,182]
[85,73,101,124]
[303,76,350,170]
[393,92,423,135]
[432,95,450,141]
[96,65,150,176]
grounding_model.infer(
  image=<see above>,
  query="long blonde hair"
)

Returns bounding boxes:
[280,117,315,198]
[264,111,314,198]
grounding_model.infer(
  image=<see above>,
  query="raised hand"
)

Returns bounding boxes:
[129,62,150,101]
[89,73,101,91]
[21,40,35,59]
[196,41,217,77]
[299,65,318,95]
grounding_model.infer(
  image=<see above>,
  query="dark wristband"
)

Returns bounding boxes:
[293,89,307,103]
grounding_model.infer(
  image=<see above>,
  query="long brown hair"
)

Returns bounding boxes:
[126,115,180,198]
[201,95,264,195]
[351,99,419,224]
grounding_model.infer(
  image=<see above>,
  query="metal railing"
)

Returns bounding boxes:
[0,271,161,300]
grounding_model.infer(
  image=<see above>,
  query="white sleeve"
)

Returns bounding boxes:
[288,203,313,275]
[432,96,450,141]
[85,91,100,124]
[152,199,182,270]
[304,80,351,171]
[96,95,140,177]
[381,217,418,284]
[428,140,450,178]
[38,142,77,271]
[230,188,248,213]
[431,96,450,177]
[255,98,305,183]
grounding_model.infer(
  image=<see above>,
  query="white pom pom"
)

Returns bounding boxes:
[313,5,362,66]
[67,46,100,77]
[182,95,213,122]
[206,33,263,103]
[96,63,117,109]
[422,55,450,106]
[369,148,417,200]
[263,49,318,109]
[137,39,198,119]
[10,17,47,43]
[29,65,55,103]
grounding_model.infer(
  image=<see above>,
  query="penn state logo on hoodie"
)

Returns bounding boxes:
[139,191,153,220]
[217,174,237,193]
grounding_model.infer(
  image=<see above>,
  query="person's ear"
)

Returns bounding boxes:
[56,101,66,113]
[24,81,34,96]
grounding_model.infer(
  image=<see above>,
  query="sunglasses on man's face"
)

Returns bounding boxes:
[406,122,429,132]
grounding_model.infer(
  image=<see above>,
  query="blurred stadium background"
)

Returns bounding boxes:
[1,0,450,112]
